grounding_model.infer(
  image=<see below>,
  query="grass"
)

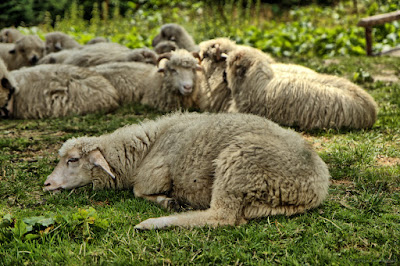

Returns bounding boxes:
[0,54,399,264]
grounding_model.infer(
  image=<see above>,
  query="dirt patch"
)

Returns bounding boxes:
[375,155,400,166]
[373,69,399,83]
[323,59,341,66]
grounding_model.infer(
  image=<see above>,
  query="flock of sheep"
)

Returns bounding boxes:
[1,24,378,229]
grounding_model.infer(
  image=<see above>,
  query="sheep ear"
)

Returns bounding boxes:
[55,42,62,51]
[89,150,115,179]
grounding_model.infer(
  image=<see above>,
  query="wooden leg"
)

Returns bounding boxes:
[365,27,373,56]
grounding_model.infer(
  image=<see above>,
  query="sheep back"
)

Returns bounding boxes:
[10,64,119,119]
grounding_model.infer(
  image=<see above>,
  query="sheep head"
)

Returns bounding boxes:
[0,28,23,43]
[158,50,202,96]
[226,48,274,92]
[45,32,80,54]
[0,59,17,114]
[199,38,236,63]
[154,40,179,54]
[9,35,45,66]
[44,138,115,192]
[152,23,197,52]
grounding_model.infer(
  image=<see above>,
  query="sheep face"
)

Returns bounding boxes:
[164,64,197,96]
[0,59,16,111]
[44,147,115,192]
[9,35,45,66]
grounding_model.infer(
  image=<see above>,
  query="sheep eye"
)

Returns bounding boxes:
[67,158,79,164]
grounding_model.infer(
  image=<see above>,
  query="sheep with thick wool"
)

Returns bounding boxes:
[0,35,45,70]
[44,112,331,229]
[152,23,199,52]
[196,38,277,112]
[39,43,157,67]
[1,63,119,119]
[0,28,24,43]
[90,49,202,111]
[225,48,378,130]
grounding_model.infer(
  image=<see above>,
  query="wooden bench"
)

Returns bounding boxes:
[357,10,400,56]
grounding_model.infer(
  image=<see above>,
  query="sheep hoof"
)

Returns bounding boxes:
[135,217,176,230]
[166,198,181,212]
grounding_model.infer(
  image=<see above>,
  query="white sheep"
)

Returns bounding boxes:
[195,38,278,112]
[45,31,82,54]
[2,63,119,119]
[152,23,199,52]
[0,27,24,43]
[225,48,378,130]
[0,35,45,70]
[39,43,157,67]
[44,112,331,229]
[90,49,202,110]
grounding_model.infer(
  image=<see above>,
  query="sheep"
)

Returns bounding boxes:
[0,35,45,70]
[152,23,199,52]
[39,43,157,67]
[0,58,17,117]
[195,38,278,112]
[90,49,201,110]
[2,63,119,119]
[153,40,179,54]
[44,111,331,229]
[0,27,24,43]
[45,31,82,54]
[225,48,378,130]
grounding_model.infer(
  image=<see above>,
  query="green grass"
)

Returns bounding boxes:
[0,55,399,264]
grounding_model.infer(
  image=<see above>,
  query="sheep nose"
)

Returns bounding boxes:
[30,55,38,64]
[183,84,193,91]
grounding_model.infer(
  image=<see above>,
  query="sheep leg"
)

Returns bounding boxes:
[134,197,247,230]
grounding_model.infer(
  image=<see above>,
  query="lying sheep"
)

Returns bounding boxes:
[2,63,119,119]
[40,43,157,67]
[90,49,201,110]
[45,32,82,54]
[0,35,45,70]
[226,48,378,130]
[0,58,16,116]
[154,40,179,54]
[0,27,24,43]
[44,112,331,229]
[152,23,199,52]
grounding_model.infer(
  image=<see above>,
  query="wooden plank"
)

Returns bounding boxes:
[357,10,400,27]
